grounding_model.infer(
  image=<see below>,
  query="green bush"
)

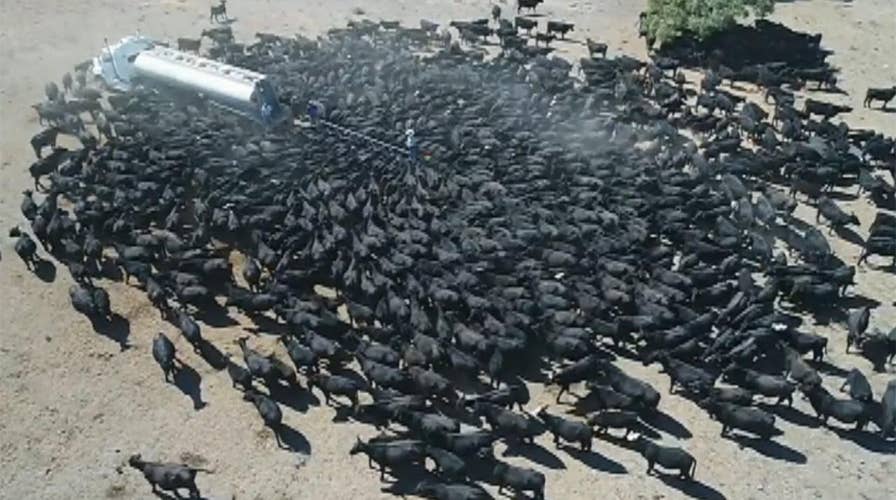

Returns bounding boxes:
[645,0,775,44]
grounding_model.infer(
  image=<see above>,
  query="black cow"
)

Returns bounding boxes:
[586,38,608,58]
[636,438,696,480]
[152,333,177,382]
[587,409,638,437]
[308,373,363,410]
[701,399,781,439]
[816,196,859,231]
[177,38,201,52]
[536,407,592,450]
[414,481,492,500]
[804,385,871,430]
[546,21,574,39]
[349,437,424,480]
[723,366,795,406]
[209,0,227,22]
[804,98,852,120]
[128,454,209,498]
[840,368,873,402]
[30,127,60,158]
[487,457,545,500]
[517,0,544,14]
[864,86,896,109]
[514,16,537,34]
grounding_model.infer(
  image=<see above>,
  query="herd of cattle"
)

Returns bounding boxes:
[10,6,896,500]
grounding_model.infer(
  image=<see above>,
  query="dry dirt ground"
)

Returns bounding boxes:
[1,1,895,499]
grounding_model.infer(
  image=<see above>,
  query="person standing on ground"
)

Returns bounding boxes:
[406,129,419,163]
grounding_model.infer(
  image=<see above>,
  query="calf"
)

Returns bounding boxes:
[128,454,208,498]
[349,437,424,480]
[537,407,592,450]
[840,368,873,402]
[587,409,638,437]
[30,127,59,158]
[152,333,177,382]
[864,86,896,109]
[636,438,696,480]
[804,384,870,430]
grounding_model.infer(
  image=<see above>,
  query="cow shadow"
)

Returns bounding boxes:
[196,339,228,370]
[151,491,209,500]
[192,303,238,328]
[563,446,627,474]
[812,360,850,377]
[725,435,807,464]
[832,226,865,247]
[642,409,693,439]
[503,441,566,470]
[32,258,57,282]
[831,427,896,454]
[379,465,436,496]
[759,403,820,428]
[269,383,318,413]
[655,474,728,500]
[277,424,312,455]
[246,313,289,336]
[173,362,206,410]
[90,313,131,351]
[825,191,859,202]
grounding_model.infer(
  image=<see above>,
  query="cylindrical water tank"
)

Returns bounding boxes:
[133,47,263,116]
[94,37,284,124]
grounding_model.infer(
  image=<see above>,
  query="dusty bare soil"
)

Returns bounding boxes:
[1,1,894,499]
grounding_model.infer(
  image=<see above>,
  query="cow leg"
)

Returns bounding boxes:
[555,385,566,403]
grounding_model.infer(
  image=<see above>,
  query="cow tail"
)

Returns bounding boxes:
[691,459,697,479]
